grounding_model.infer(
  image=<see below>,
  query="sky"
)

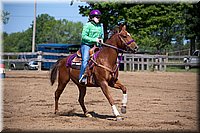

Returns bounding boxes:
[2,0,89,34]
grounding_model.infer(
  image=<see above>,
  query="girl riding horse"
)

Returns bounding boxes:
[79,9,104,85]
[50,23,138,120]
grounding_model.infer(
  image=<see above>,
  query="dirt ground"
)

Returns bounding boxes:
[1,70,199,132]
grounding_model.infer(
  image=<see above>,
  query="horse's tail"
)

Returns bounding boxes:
[50,59,61,86]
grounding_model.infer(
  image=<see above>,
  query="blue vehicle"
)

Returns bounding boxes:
[36,43,80,70]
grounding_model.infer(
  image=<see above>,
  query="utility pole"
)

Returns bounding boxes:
[32,0,36,53]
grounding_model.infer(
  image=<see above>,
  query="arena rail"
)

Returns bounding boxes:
[121,53,188,71]
[1,52,194,71]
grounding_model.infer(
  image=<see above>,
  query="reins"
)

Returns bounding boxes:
[99,42,127,53]
[99,33,135,53]
[90,58,115,73]
[90,34,134,75]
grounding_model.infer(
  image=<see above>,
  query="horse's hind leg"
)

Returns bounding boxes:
[77,85,92,117]
[54,69,70,114]
[112,79,127,114]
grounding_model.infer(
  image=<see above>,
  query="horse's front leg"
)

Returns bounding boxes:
[99,80,122,120]
[112,79,127,114]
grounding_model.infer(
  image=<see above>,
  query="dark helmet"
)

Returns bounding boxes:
[89,10,102,17]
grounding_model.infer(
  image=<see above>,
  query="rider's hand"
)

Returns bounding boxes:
[96,38,103,43]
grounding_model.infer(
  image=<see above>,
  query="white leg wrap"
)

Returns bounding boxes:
[122,94,127,106]
[112,105,120,116]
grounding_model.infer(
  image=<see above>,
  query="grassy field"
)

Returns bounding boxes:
[166,66,199,73]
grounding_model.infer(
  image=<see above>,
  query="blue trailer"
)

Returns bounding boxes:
[36,43,80,70]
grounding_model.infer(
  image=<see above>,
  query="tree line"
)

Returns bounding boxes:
[3,13,83,52]
[79,2,199,54]
[3,2,200,54]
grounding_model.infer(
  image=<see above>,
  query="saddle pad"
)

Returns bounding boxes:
[66,53,82,69]
[66,50,101,70]
[66,53,77,68]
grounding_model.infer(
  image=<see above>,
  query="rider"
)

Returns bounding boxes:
[79,9,104,84]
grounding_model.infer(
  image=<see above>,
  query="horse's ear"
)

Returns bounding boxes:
[113,26,119,33]
[119,24,126,32]
[122,25,126,30]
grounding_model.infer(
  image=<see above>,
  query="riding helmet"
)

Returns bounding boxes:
[89,10,102,17]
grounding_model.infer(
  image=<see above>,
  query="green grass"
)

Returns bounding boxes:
[166,66,199,73]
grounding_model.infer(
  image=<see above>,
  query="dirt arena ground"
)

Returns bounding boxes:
[1,70,199,132]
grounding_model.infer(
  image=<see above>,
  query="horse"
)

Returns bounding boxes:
[50,24,138,120]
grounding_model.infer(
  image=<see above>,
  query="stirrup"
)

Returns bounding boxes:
[79,75,87,84]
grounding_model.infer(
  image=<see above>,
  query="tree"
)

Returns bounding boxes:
[79,2,191,53]
[128,4,188,53]
[185,2,200,54]
[3,14,83,52]
[33,14,56,44]
[2,10,10,24]
[3,29,32,52]
[79,2,128,40]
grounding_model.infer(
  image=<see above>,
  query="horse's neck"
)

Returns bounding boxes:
[99,47,118,67]
[100,37,119,65]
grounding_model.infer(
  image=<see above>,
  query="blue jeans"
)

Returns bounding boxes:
[79,44,91,80]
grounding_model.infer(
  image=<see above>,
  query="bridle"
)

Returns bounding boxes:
[99,33,136,53]
[118,33,136,52]
[92,33,137,75]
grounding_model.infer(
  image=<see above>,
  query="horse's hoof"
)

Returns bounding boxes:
[116,116,124,121]
[121,106,126,114]
[54,110,59,114]
[85,113,92,118]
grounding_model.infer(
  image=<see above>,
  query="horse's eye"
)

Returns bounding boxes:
[123,35,127,38]
[119,33,127,38]
[121,34,127,38]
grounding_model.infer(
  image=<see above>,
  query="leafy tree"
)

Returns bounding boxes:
[3,13,83,52]
[33,14,56,44]
[3,29,32,52]
[2,10,10,24]
[31,14,83,45]
[79,2,191,53]
[185,2,200,54]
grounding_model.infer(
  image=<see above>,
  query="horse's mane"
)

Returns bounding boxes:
[108,24,126,39]
[108,26,120,39]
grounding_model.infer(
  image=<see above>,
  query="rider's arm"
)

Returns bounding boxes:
[100,23,104,40]
[96,24,104,47]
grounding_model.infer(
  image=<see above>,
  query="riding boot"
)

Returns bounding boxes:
[79,75,87,85]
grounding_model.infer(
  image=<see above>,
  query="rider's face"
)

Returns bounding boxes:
[93,16,100,23]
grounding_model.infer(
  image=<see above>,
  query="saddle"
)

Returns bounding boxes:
[71,46,100,67]
[67,46,100,86]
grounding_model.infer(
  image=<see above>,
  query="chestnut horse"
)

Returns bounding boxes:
[50,25,138,120]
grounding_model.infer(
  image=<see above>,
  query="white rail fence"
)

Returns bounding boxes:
[121,54,187,71]
[1,52,191,71]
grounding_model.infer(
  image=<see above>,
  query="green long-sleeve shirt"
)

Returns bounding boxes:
[81,21,104,46]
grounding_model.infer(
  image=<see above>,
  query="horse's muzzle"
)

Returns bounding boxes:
[128,45,139,53]
[134,46,139,52]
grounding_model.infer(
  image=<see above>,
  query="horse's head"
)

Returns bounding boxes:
[117,24,139,53]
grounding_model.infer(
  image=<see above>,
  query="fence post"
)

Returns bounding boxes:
[164,53,168,71]
[141,57,144,71]
[132,55,135,71]
[159,57,163,71]
[37,51,42,71]
[128,55,131,71]
[124,54,127,71]
[155,57,158,71]
[7,55,10,71]
[137,58,140,71]
[130,55,133,71]
[146,58,149,71]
